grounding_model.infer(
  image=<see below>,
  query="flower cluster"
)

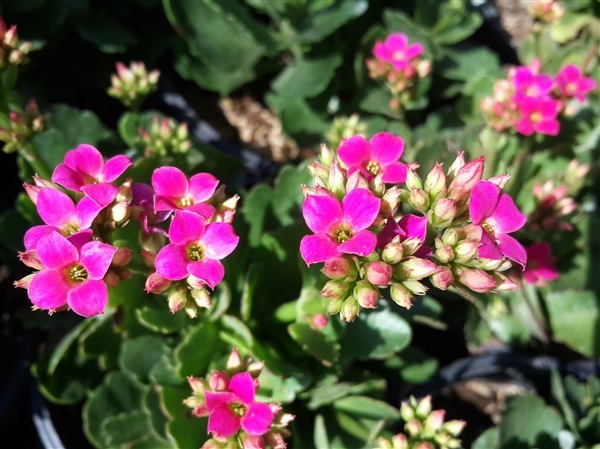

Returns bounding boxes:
[16,144,239,317]
[138,115,192,156]
[184,348,294,449]
[107,61,160,110]
[0,17,31,69]
[377,396,465,449]
[300,132,527,321]
[0,98,45,154]
[481,59,597,136]
[366,33,431,111]
[528,0,565,24]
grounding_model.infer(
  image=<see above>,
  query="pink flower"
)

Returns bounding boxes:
[373,33,424,71]
[52,144,132,206]
[338,132,408,184]
[511,66,554,101]
[23,187,102,250]
[555,64,597,102]
[131,182,169,235]
[300,188,381,265]
[516,96,560,136]
[154,210,239,289]
[469,180,527,268]
[523,242,559,286]
[377,213,430,257]
[27,232,116,316]
[205,371,274,438]
[152,166,218,219]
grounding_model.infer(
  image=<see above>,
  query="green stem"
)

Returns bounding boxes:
[20,142,51,180]
[508,146,533,200]
[519,283,550,344]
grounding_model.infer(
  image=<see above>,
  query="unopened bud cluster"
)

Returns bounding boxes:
[377,396,465,449]
[0,98,45,153]
[184,348,294,449]
[528,0,564,24]
[107,61,160,110]
[0,17,31,69]
[325,113,367,150]
[138,115,192,156]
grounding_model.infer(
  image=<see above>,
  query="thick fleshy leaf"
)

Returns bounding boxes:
[338,230,377,257]
[64,144,104,178]
[81,184,118,208]
[207,405,240,438]
[205,391,236,411]
[303,194,343,234]
[101,154,132,182]
[469,181,500,225]
[154,244,189,280]
[497,233,527,268]
[300,234,340,265]
[187,258,224,290]
[169,210,205,245]
[37,188,76,228]
[203,223,239,260]
[342,189,380,232]
[381,162,408,184]
[24,225,55,251]
[241,402,274,436]
[75,196,105,227]
[491,194,526,234]
[337,136,370,167]
[51,164,85,191]
[370,132,404,164]
[28,269,70,310]
[228,372,255,405]
[189,173,219,202]
[152,166,189,198]
[37,232,79,269]
[79,241,117,279]
[68,279,108,317]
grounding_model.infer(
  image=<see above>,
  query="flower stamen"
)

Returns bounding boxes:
[366,160,381,176]
[68,264,88,283]
[187,244,204,261]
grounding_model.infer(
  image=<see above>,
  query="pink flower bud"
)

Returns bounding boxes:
[382,238,404,264]
[396,257,440,280]
[112,247,132,266]
[424,409,445,431]
[326,298,344,315]
[341,297,360,322]
[311,313,329,329]
[18,250,43,270]
[430,198,457,227]
[415,395,432,418]
[391,282,413,309]
[403,280,428,295]
[430,266,454,290]
[447,155,484,202]
[329,159,346,196]
[391,433,409,449]
[346,170,369,191]
[191,287,212,309]
[226,348,244,373]
[14,273,35,289]
[409,188,429,212]
[209,370,230,391]
[241,434,265,449]
[434,243,454,264]
[23,182,42,205]
[321,280,350,300]
[186,375,207,393]
[453,240,480,263]
[168,286,188,313]
[366,261,393,286]
[144,272,171,294]
[456,267,496,293]
[354,280,380,309]
[447,152,466,179]
[424,163,447,199]
[443,419,466,436]
[405,418,423,437]
[405,169,423,190]
[322,256,355,280]
[264,432,286,449]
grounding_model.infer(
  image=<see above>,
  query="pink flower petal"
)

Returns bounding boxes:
[24,225,55,251]
[386,33,408,52]
[516,118,535,136]
[186,202,215,220]
[477,231,503,260]
[37,232,79,269]
[79,241,117,279]
[303,194,343,235]
[68,279,108,317]
[398,214,428,243]
[205,391,236,411]
[28,269,70,310]
[207,405,240,438]
[189,173,219,202]
[337,136,370,167]
[52,164,85,191]
[75,196,104,228]
[342,189,380,232]
[228,372,255,405]
[490,194,526,234]
[373,41,391,61]
[370,132,404,164]
[534,119,559,136]
[169,210,205,246]
[66,230,93,250]
[37,188,76,228]
[377,216,401,249]
[381,161,408,184]
[101,155,132,182]
[64,144,104,178]
[300,234,340,265]
[405,43,424,60]
[81,184,119,208]
[338,229,377,257]
[154,195,178,212]
[497,233,527,269]
[203,223,239,260]
[152,166,189,199]
[154,244,189,280]
[469,181,500,225]
[187,258,224,290]
[241,402,274,436]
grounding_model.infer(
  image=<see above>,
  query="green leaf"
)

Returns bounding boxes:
[271,162,313,226]
[242,183,274,248]
[333,396,400,421]
[545,290,600,357]
[76,12,138,53]
[136,306,187,334]
[271,52,342,100]
[385,346,439,385]
[288,322,340,366]
[162,385,207,449]
[438,46,500,81]
[472,427,500,449]
[120,335,173,383]
[550,12,590,43]
[102,410,153,446]
[294,0,368,44]
[175,320,222,377]
[341,301,411,360]
[430,10,483,46]
[314,414,330,449]
[498,394,564,449]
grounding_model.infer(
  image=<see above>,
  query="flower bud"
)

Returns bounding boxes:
[409,188,429,212]
[447,152,466,179]
[492,272,519,291]
[424,163,447,200]
[377,437,393,449]
[168,285,188,313]
[326,298,344,315]
[311,313,328,329]
[382,238,404,264]
[112,247,132,266]
[424,409,445,431]
[241,434,265,449]
[346,169,369,192]
[341,297,360,322]
[441,228,459,246]
[400,400,415,422]
[201,439,225,449]
[366,261,393,286]
[191,287,212,309]
[320,143,334,167]
[434,243,454,264]
[391,282,413,309]
[487,173,511,189]
[264,432,286,449]
[430,266,454,290]
[209,370,230,391]
[403,280,428,295]
[322,256,356,280]
[308,161,329,185]
[402,237,423,257]
[414,443,433,449]
[226,348,244,373]
[405,169,423,190]
[186,375,207,394]
[391,433,409,449]
[145,272,171,294]
[415,395,432,419]
[354,280,380,309]
[405,418,422,437]
[395,257,440,281]
[453,240,480,263]
[18,250,43,270]
[14,273,35,289]
[447,155,484,202]
[456,267,496,293]
[321,280,350,300]
[430,198,457,228]
[329,159,346,197]
[247,361,265,378]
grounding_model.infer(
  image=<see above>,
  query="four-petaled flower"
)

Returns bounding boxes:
[555,64,597,102]
[205,371,274,438]
[300,188,381,265]
[372,33,424,71]
[516,96,560,136]
[52,144,132,206]
[338,132,408,183]
[469,180,527,268]
[152,166,218,220]
[154,210,239,289]
[377,213,431,258]
[523,242,559,286]
[27,232,117,317]
[24,187,102,250]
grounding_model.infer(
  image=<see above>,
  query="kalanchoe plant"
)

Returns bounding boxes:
[107,61,160,111]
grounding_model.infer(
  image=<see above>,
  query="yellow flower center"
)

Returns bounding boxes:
[68,264,88,283]
[482,220,497,241]
[63,223,81,235]
[566,83,577,94]
[178,196,194,208]
[334,226,353,244]
[230,402,247,418]
[530,112,542,123]
[392,51,405,61]
[187,244,204,262]
[366,160,381,176]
